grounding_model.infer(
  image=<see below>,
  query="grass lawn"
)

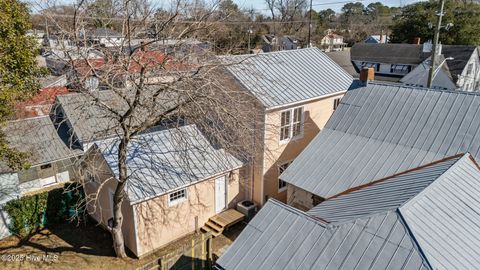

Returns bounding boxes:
[0,220,246,270]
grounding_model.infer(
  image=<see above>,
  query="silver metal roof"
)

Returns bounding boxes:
[55,91,125,144]
[281,83,480,198]
[94,124,243,204]
[220,154,480,270]
[221,48,353,108]
[307,154,463,223]
[399,154,480,269]
[216,199,428,270]
[0,116,82,172]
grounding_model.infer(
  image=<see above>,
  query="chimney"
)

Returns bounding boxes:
[413,37,421,45]
[359,68,375,86]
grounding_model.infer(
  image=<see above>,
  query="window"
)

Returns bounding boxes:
[333,98,341,110]
[40,164,52,170]
[169,188,187,206]
[280,110,291,141]
[390,64,411,74]
[280,107,304,142]
[467,63,473,75]
[292,107,303,138]
[278,161,291,192]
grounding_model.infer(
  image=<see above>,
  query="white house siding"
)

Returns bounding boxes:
[457,49,480,91]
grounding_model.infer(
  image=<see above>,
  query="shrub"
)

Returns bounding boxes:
[3,183,84,237]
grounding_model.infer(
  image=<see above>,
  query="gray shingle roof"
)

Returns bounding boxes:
[0,116,82,172]
[281,83,480,198]
[324,50,358,77]
[221,48,353,108]
[308,153,480,270]
[216,199,428,270]
[94,124,243,204]
[351,43,429,65]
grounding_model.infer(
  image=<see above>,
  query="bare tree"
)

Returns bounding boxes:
[33,0,262,258]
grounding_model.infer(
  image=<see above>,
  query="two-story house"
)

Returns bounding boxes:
[320,33,346,52]
[221,48,353,206]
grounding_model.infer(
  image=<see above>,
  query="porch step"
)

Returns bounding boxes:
[202,209,246,238]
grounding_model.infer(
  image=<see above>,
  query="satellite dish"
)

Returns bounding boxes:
[445,23,454,31]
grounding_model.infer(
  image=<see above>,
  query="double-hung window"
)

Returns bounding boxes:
[280,107,304,142]
[390,64,411,74]
[278,161,291,192]
[168,188,187,206]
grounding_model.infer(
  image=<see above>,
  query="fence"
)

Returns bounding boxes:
[139,232,213,270]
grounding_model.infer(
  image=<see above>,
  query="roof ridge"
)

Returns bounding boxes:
[325,153,465,201]
[365,82,480,96]
[267,198,329,226]
[221,47,320,58]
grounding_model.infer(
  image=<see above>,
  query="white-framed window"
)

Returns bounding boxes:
[280,107,304,142]
[278,161,292,192]
[467,63,473,75]
[333,98,341,110]
[168,188,187,206]
[390,64,411,74]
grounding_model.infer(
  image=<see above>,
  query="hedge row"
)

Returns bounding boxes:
[3,183,84,237]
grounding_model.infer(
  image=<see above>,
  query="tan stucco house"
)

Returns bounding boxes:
[222,47,353,206]
[80,124,244,257]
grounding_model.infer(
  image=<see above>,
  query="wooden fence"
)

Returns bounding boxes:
[138,232,213,270]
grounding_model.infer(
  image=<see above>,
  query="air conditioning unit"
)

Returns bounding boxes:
[236,200,257,221]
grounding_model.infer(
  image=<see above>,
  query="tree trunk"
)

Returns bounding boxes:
[111,137,129,258]
[112,193,127,258]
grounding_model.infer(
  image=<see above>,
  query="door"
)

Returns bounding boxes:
[215,175,227,213]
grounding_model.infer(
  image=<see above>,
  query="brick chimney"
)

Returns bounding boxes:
[413,37,421,45]
[360,68,375,86]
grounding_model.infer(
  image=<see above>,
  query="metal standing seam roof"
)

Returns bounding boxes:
[281,83,480,198]
[0,116,82,172]
[221,47,353,108]
[93,124,243,204]
[308,153,480,270]
[307,154,463,223]
[216,199,429,270]
[219,153,480,270]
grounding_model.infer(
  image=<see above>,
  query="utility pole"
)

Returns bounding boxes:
[427,0,445,88]
[307,0,313,47]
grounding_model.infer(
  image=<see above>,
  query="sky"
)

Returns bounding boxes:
[234,0,424,13]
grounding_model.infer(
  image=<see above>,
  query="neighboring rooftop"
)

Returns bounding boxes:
[93,124,243,204]
[351,43,429,64]
[281,83,480,198]
[15,87,70,119]
[220,153,480,270]
[442,45,478,82]
[216,199,428,270]
[221,47,353,108]
[90,27,122,38]
[324,50,357,77]
[309,153,480,270]
[400,56,456,90]
[0,116,82,173]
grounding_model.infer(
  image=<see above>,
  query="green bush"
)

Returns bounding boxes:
[4,183,84,237]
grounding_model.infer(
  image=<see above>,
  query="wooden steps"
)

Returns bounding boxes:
[201,209,245,237]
